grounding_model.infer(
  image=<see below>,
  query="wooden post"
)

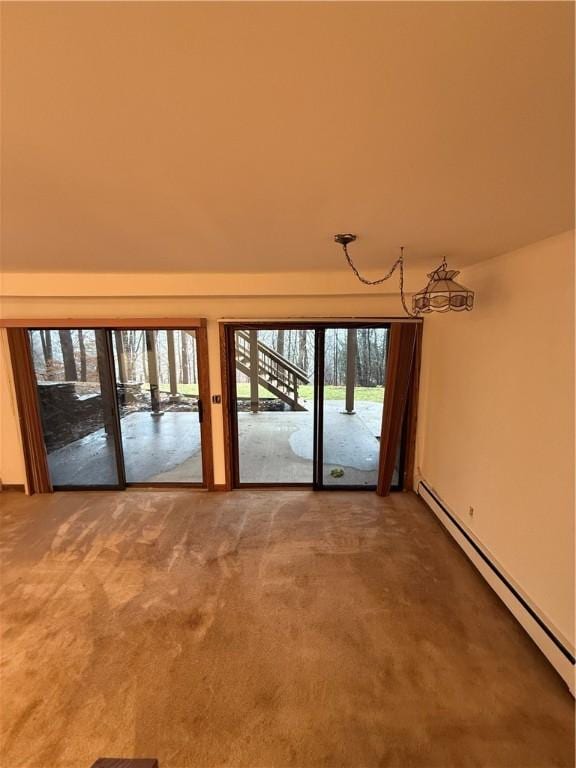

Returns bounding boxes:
[345,328,357,413]
[145,330,161,413]
[249,330,259,413]
[166,330,178,397]
[6,328,52,493]
[292,371,298,410]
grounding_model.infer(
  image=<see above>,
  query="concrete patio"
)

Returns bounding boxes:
[238,400,385,485]
[47,411,203,486]
[46,401,388,487]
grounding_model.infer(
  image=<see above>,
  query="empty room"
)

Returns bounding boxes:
[0,2,574,767]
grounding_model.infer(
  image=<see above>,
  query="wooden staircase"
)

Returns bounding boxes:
[235,330,309,411]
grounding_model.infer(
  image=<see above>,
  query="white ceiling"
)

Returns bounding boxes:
[1,1,574,273]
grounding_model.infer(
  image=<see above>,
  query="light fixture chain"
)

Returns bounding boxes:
[342,243,402,285]
[398,254,419,318]
[343,243,419,317]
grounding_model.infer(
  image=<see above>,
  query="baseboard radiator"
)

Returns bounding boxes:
[417,479,575,693]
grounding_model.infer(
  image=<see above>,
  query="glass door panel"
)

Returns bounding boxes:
[320,327,389,488]
[28,329,123,488]
[112,329,204,484]
[233,328,315,484]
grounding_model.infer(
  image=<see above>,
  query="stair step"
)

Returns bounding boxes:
[235,332,310,411]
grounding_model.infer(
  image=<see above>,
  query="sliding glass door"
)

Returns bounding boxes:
[112,329,203,484]
[228,323,403,491]
[28,329,124,489]
[28,327,207,489]
[316,327,390,489]
[232,328,315,484]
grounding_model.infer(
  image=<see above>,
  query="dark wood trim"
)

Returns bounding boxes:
[1,318,205,329]
[6,328,52,494]
[228,326,242,489]
[125,483,205,489]
[312,329,323,488]
[219,323,234,490]
[220,320,420,331]
[90,759,159,768]
[0,484,26,492]
[196,325,214,490]
[99,330,127,489]
[213,483,230,492]
[234,483,313,489]
[402,323,423,491]
[377,323,418,497]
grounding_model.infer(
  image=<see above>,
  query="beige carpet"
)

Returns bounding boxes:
[0,490,573,767]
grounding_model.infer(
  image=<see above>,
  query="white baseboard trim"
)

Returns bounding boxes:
[416,478,575,694]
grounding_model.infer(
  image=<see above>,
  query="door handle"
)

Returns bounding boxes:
[197,398,203,423]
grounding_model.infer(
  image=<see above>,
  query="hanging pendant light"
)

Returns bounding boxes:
[335,234,474,317]
[412,261,474,313]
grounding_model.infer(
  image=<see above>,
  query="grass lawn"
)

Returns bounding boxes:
[161,383,384,402]
[298,385,384,402]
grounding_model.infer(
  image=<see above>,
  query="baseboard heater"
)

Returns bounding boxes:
[417,479,575,691]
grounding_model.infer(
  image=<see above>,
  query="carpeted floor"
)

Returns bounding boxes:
[0,490,573,767]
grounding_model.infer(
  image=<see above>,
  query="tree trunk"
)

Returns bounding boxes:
[277,329,285,357]
[167,330,178,395]
[39,331,47,364]
[145,330,160,412]
[298,330,307,370]
[367,329,373,386]
[114,330,127,382]
[181,331,189,385]
[78,329,87,381]
[190,335,197,384]
[58,330,77,381]
[356,331,364,387]
[141,332,148,382]
[127,330,137,380]
[40,330,54,379]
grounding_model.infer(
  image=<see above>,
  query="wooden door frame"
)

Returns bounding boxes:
[6,328,52,493]
[6,321,213,493]
[401,323,423,492]
[0,318,206,329]
[219,319,422,492]
[377,322,421,496]
[195,324,215,490]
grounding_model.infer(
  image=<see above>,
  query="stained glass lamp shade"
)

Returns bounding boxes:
[412,266,474,314]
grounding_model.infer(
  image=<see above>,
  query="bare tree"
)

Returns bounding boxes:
[138,331,148,382]
[40,330,54,379]
[298,330,308,370]
[190,335,197,384]
[58,330,77,381]
[181,331,189,385]
[78,330,87,381]
[277,329,285,356]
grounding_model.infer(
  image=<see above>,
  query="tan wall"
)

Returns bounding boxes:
[0,270,419,487]
[415,230,575,648]
[2,237,573,654]
[0,331,27,486]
